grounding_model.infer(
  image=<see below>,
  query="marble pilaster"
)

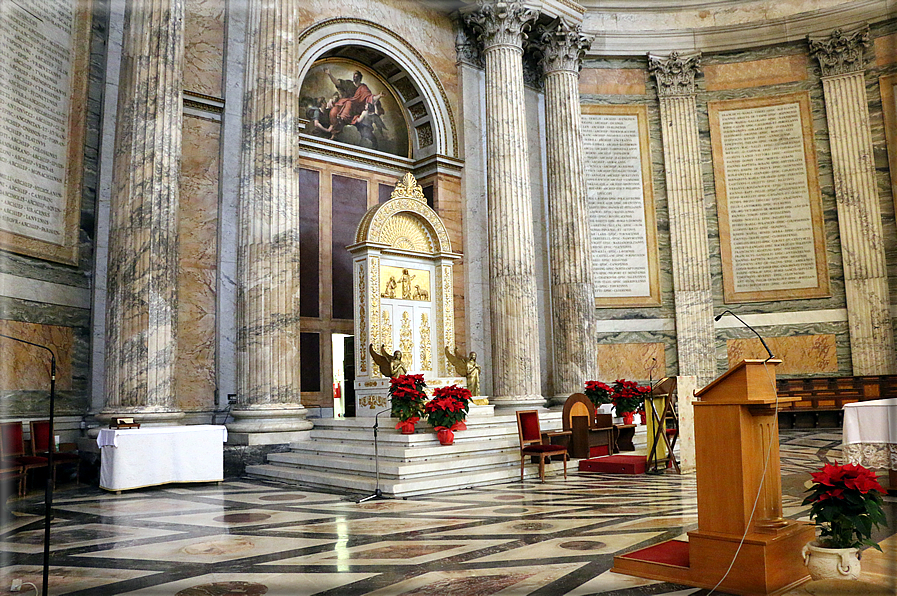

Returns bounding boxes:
[101,0,186,425]
[648,53,716,386]
[809,27,896,375]
[540,20,598,403]
[466,1,543,409]
[231,0,311,434]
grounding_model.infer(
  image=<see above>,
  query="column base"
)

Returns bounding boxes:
[96,408,185,429]
[490,394,547,412]
[226,404,314,433]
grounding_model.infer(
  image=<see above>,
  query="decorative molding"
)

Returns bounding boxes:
[454,20,485,68]
[539,19,592,75]
[808,25,870,77]
[648,51,701,97]
[465,0,537,51]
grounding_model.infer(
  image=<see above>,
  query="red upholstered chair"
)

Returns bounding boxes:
[516,410,567,483]
[30,420,80,485]
[0,421,47,496]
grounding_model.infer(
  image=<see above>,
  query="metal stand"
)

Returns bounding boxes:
[357,409,389,503]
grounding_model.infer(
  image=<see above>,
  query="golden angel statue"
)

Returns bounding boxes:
[445,347,480,396]
[370,344,407,378]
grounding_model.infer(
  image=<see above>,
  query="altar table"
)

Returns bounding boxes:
[97,425,227,492]
[842,398,897,491]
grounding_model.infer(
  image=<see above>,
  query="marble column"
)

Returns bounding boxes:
[101,0,186,425]
[539,20,598,404]
[648,53,716,386]
[809,27,896,375]
[466,1,543,409]
[231,0,312,436]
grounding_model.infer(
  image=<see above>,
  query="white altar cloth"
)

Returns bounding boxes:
[97,425,227,491]
[842,398,897,471]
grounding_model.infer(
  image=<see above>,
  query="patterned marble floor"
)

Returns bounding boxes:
[0,430,894,595]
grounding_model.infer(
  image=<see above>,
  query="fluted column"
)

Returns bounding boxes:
[231,0,311,434]
[648,53,716,386]
[809,27,896,374]
[466,1,543,409]
[540,20,597,403]
[102,0,186,424]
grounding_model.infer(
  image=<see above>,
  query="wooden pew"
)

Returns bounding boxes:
[776,375,897,428]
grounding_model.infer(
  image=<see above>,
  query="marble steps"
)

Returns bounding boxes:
[245,411,571,497]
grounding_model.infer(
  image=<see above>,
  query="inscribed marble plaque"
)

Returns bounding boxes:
[581,105,660,307]
[881,74,897,216]
[0,0,89,264]
[709,93,829,303]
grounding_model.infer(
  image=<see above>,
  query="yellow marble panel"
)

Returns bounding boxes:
[875,32,897,67]
[726,334,837,375]
[184,0,225,97]
[580,68,646,95]
[0,320,73,391]
[704,55,808,91]
[596,343,665,381]
[176,115,220,410]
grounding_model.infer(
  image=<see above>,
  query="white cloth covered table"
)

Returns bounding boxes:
[842,398,897,471]
[97,425,227,491]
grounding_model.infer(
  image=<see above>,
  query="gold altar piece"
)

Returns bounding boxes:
[369,344,407,378]
[445,347,481,398]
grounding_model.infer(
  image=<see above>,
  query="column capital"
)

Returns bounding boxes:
[454,18,484,68]
[808,26,870,77]
[539,19,592,75]
[648,51,702,97]
[465,0,538,51]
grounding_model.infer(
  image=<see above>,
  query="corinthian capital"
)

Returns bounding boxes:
[539,19,593,75]
[808,26,870,77]
[648,51,702,97]
[465,0,538,51]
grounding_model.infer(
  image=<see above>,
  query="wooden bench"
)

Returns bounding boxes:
[776,375,897,428]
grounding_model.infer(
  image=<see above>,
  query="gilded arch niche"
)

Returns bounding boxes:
[348,174,461,414]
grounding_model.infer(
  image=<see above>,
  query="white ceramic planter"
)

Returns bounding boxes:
[801,541,861,581]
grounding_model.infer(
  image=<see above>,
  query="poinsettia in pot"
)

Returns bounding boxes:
[611,379,650,425]
[424,384,472,445]
[389,374,427,434]
[584,381,613,409]
[801,462,887,581]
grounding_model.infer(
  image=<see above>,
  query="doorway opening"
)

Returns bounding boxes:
[332,334,354,418]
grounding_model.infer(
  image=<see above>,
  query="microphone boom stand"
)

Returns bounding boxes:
[357,409,389,503]
[1,334,56,596]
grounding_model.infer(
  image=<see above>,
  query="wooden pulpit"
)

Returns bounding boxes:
[613,360,816,595]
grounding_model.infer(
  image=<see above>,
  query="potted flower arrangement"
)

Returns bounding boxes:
[611,379,650,425]
[424,384,472,445]
[389,374,427,434]
[584,380,613,408]
[801,462,887,580]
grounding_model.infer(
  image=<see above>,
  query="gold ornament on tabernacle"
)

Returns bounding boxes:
[420,313,432,371]
[360,395,387,409]
[370,256,380,350]
[358,264,367,373]
[400,311,413,368]
[391,172,426,201]
[380,266,430,301]
[379,213,434,253]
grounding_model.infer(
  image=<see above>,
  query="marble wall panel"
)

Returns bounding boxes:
[296,0,459,122]
[704,55,808,91]
[579,68,647,96]
[874,32,897,66]
[596,342,666,383]
[0,320,73,391]
[176,115,220,411]
[726,334,837,375]
[184,0,224,96]
[432,172,465,352]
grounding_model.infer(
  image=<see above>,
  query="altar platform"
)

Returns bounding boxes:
[246,410,649,497]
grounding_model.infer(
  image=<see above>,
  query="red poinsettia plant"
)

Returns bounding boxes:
[802,462,887,550]
[424,384,472,432]
[611,379,650,414]
[584,380,613,407]
[389,374,427,430]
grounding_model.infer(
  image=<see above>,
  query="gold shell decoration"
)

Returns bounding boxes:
[391,172,426,201]
[379,213,434,253]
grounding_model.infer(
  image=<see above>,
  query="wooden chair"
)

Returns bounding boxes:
[30,420,80,485]
[0,421,47,496]
[562,393,615,458]
[516,410,567,482]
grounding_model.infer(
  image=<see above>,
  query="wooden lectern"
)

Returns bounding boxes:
[613,360,816,596]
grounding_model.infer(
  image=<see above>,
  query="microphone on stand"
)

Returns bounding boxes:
[714,309,774,362]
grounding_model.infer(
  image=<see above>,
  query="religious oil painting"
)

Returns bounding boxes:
[300,58,410,158]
